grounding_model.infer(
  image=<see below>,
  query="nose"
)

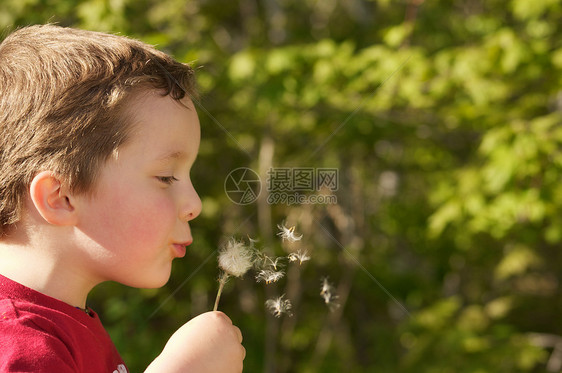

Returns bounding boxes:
[179,179,202,222]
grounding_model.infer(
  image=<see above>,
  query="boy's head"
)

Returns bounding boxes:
[0,24,197,237]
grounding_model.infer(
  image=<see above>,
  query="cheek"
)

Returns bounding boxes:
[89,188,176,248]
[125,198,176,241]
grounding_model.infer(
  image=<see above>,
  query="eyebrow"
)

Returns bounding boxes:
[155,151,188,162]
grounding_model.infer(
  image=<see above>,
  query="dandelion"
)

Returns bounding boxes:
[213,238,255,311]
[277,223,303,243]
[320,277,340,311]
[265,294,293,317]
[287,249,311,265]
[256,269,285,284]
[218,239,254,277]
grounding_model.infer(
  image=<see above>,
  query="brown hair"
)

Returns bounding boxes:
[0,24,197,236]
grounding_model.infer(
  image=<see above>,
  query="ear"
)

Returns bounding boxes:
[29,171,77,226]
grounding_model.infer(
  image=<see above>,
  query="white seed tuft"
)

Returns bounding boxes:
[287,249,311,265]
[218,238,254,278]
[320,277,340,311]
[265,294,293,317]
[256,269,285,284]
[277,224,303,243]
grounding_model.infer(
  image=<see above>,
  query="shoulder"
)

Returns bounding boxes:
[0,296,84,341]
[0,276,127,372]
[0,298,77,371]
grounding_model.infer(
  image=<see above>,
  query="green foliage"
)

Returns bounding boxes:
[3,0,562,371]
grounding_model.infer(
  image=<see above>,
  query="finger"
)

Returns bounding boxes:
[233,325,243,343]
[213,311,233,325]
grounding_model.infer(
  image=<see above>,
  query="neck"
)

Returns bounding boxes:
[0,236,97,309]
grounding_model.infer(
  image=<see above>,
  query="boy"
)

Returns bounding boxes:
[0,25,245,372]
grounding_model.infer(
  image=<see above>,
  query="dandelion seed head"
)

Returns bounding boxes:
[277,223,303,243]
[265,295,293,317]
[218,238,254,277]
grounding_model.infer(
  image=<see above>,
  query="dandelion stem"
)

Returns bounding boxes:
[213,281,224,311]
[213,273,229,311]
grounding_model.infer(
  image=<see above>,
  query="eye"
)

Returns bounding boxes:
[156,176,179,185]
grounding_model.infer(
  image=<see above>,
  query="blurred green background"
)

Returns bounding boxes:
[2,0,562,371]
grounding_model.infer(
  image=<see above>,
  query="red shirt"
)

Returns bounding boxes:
[0,274,127,372]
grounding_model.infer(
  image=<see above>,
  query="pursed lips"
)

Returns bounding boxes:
[171,240,192,258]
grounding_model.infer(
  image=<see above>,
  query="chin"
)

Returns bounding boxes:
[121,270,172,289]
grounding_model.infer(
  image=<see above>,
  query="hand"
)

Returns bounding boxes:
[145,311,245,373]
